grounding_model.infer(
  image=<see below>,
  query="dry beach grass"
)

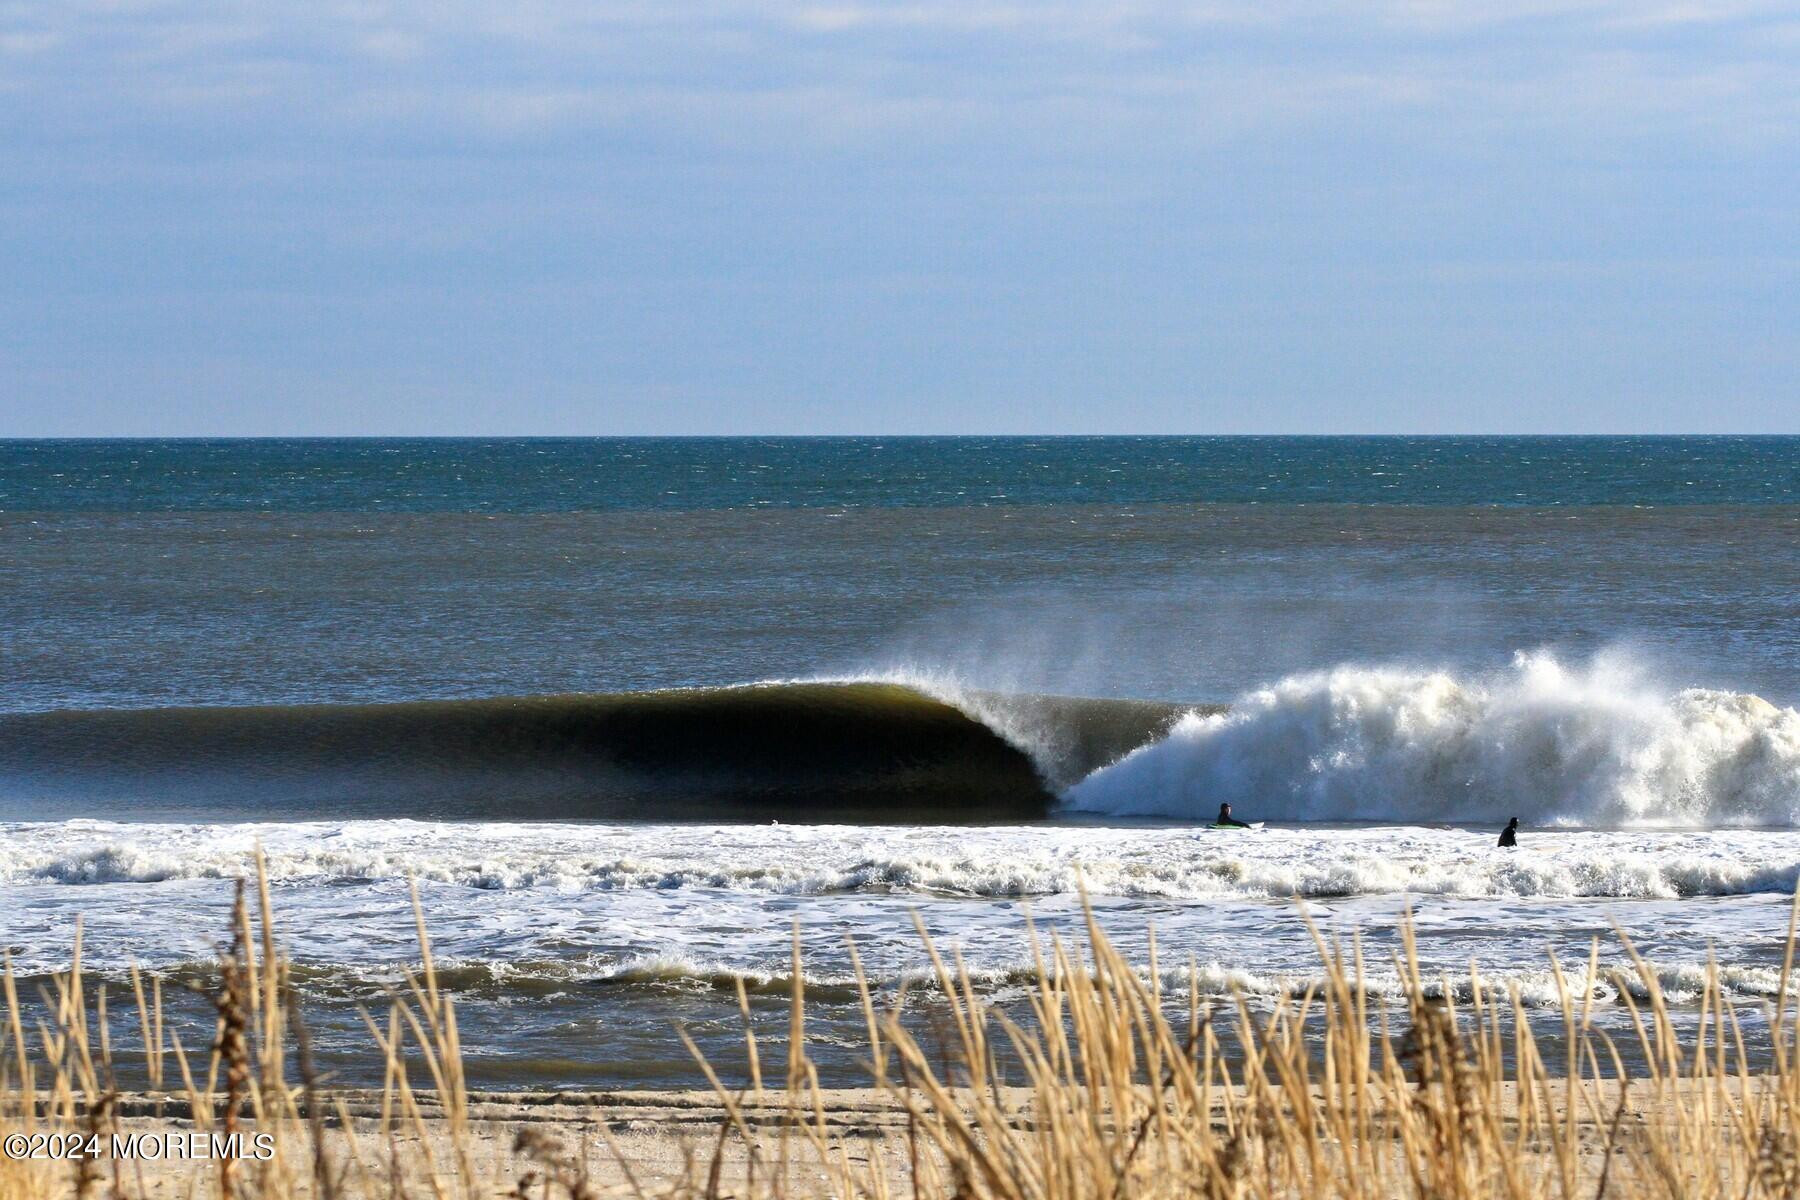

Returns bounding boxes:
[4,853,1800,1200]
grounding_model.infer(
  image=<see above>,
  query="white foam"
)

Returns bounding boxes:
[2,819,1794,1031]
[1063,652,1800,826]
[3,819,1798,902]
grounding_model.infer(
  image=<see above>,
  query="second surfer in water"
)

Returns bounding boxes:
[1216,802,1251,829]
[1498,817,1520,847]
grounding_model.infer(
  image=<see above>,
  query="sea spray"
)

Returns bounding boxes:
[847,667,1190,790]
[1063,651,1800,825]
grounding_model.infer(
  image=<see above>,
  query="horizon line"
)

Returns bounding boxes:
[5,433,1798,442]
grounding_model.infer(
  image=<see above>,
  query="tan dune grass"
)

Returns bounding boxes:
[2,850,1798,1200]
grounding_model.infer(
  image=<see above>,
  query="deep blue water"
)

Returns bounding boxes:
[3,437,1798,712]
[2,436,1795,511]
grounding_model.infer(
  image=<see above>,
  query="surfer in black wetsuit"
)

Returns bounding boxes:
[1216,802,1250,829]
[1498,817,1519,848]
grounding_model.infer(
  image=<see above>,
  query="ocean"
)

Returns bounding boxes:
[2,436,1798,1087]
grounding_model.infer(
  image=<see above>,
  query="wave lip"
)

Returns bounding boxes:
[1063,652,1800,828]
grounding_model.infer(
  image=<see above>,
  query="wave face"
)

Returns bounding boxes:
[1064,652,1800,826]
[0,683,1177,822]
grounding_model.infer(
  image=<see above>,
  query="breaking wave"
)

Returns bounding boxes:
[402,954,1799,1009]
[5,655,1796,829]
[1064,652,1800,827]
[39,950,1788,1012]
[0,682,1176,822]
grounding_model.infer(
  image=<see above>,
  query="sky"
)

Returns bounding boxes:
[1,2,1796,435]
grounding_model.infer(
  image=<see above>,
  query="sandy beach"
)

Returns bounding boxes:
[12,1080,1745,1198]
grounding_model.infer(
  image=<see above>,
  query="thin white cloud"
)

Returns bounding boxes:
[5,0,1795,146]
